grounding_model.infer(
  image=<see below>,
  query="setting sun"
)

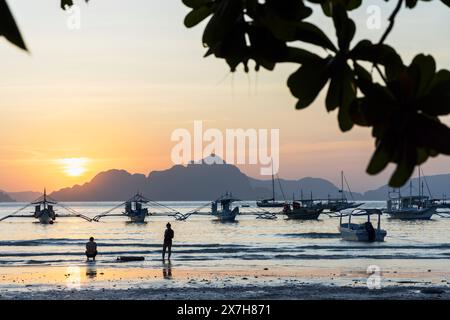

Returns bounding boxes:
[58,158,89,177]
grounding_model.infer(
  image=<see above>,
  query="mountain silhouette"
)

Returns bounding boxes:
[50,156,260,201]
[7,191,42,202]
[362,173,450,200]
[0,190,15,202]
[3,157,450,201]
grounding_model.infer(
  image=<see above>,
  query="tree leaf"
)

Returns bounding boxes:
[0,0,27,51]
[417,116,450,155]
[294,22,337,52]
[61,0,90,10]
[420,71,450,116]
[184,7,212,28]
[389,144,416,188]
[367,141,392,175]
[288,58,331,109]
[182,0,212,9]
[332,4,355,51]
[202,0,243,45]
[349,40,404,81]
[337,64,356,131]
[409,54,436,97]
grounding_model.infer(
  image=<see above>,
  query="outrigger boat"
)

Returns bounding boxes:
[32,190,56,224]
[0,189,91,224]
[339,209,387,242]
[124,194,149,223]
[211,193,240,222]
[94,193,160,223]
[282,200,323,220]
[385,169,440,220]
[385,193,437,220]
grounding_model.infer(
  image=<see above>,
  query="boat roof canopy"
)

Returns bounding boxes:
[344,209,383,216]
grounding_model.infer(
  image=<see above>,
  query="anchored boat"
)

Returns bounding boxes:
[385,193,437,220]
[339,209,387,242]
[256,162,285,208]
[282,200,323,220]
[325,171,361,212]
[211,193,240,222]
[385,168,441,220]
[93,193,178,223]
[32,189,57,224]
[124,194,149,222]
[0,189,91,224]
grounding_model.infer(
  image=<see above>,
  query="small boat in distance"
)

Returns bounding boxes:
[325,171,361,212]
[385,169,438,220]
[211,193,240,222]
[257,162,285,208]
[320,198,361,212]
[385,194,437,220]
[257,199,285,208]
[339,209,387,242]
[282,200,323,220]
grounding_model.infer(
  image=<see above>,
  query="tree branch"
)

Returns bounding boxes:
[378,0,403,45]
[277,46,324,64]
[372,0,403,84]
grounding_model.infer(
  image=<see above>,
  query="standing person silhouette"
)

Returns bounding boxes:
[163,223,174,261]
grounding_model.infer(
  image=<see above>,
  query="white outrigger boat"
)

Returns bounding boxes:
[339,209,387,242]
[94,193,155,223]
[211,193,240,222]
[32,190,57,224]
[384,167,447,220]
[0,189,91,224]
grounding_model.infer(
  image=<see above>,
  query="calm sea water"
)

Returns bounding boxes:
[0,201,449,273]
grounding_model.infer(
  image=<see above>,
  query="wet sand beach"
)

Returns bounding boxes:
[0,264,448,300]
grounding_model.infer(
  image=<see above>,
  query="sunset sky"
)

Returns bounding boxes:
[1,0,450,193]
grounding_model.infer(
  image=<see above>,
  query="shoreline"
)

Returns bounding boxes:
[0,265,448,300]
[1,283,448,300]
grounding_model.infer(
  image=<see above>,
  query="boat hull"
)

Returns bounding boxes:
[387,207,436,220]
[212,204,239,222]
[285,209,322,220]
[128,214,146,223]
[327,203,362,212]
[257,202,285,208]
[215,214,237,222]
[37,212,54,224]
[339,224,387,242]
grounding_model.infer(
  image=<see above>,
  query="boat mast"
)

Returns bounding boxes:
[341,171,344,202]
[409,180,412,206]
[418,166,421,198]
[271,161,275,202]
[43,188,47,209]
